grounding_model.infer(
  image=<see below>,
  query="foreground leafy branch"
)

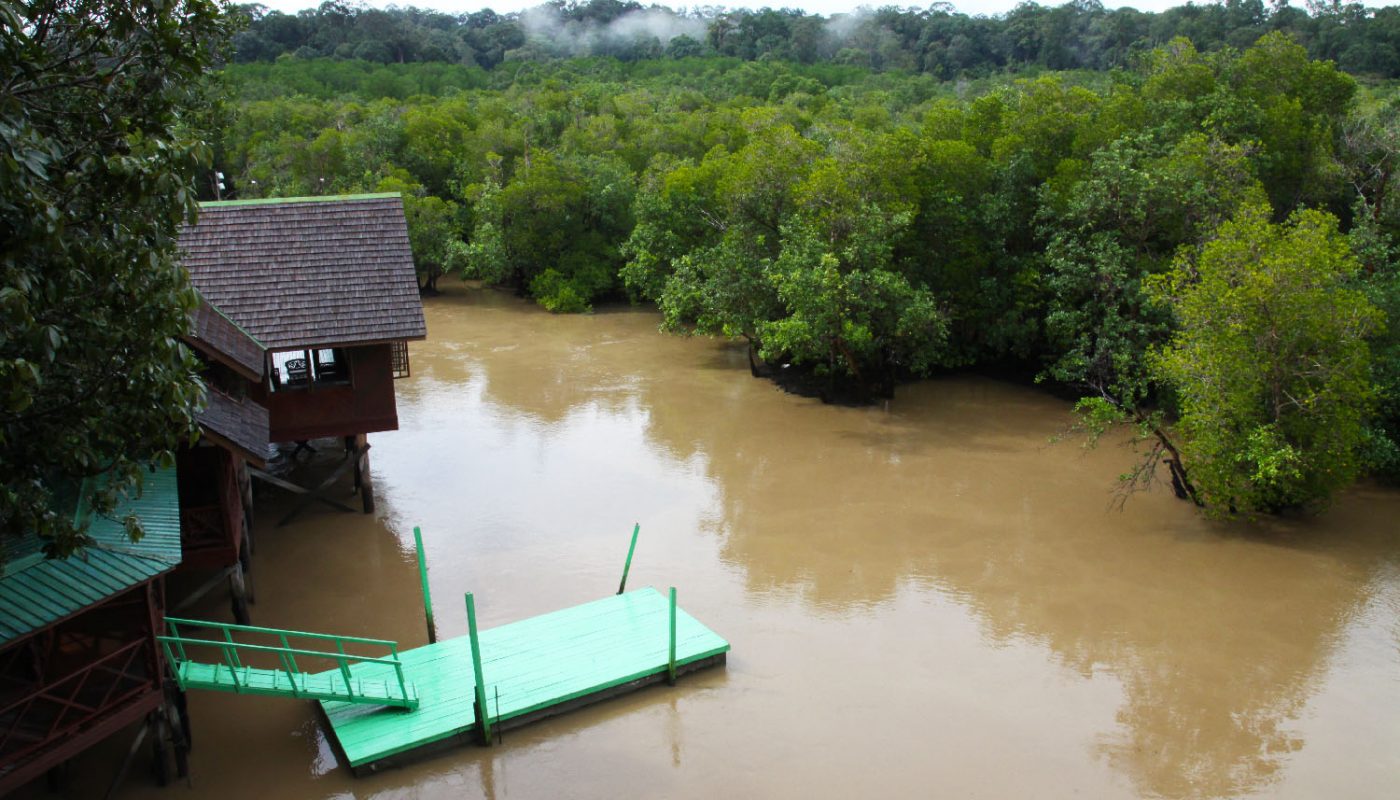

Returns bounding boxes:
[1,0,233,557]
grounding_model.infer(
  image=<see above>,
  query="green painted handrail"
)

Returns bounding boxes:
[161,637,404,666]
[160,617,414,709]
[165,617,400,648]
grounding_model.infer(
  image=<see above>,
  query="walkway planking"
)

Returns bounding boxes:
[318,587,730,774]
[160,618,420,710]
[175,661,418,708]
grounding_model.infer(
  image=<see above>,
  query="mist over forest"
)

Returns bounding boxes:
[233,1,1400,77]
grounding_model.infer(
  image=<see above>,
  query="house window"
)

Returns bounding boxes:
[390,341,410,379]
[313,349,345,382]
[271,348,351,390]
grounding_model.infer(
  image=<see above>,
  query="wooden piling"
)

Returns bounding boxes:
[465,593,492,745]
[356,434,375,513]
[617,523,640,595]
[414,526,437,644]
[237,458,255,555]
[239,535,255,605]
[151,710,170,787]
[667,587,677,686]
[229,562,250,625]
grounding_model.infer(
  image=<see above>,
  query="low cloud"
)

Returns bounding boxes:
[520,6,708,56]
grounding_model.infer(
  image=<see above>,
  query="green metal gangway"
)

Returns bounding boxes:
[158,618,419,710]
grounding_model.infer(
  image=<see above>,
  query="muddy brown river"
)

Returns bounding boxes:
[41,283,1400,799]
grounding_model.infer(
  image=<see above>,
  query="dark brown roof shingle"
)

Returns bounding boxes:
[196,389,270,467]
[188,298,265,382]
[179,195,427,351]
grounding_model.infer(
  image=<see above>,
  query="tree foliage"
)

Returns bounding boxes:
[230,1,1400,80]
[1149,205,1383,515]
[211,28,1400,512]
[462,151,633,312]
[376,172,460,293]
[1,0,232,556]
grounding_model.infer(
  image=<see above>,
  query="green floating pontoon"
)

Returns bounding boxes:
[160,526,730,776]
[321,587,729,774]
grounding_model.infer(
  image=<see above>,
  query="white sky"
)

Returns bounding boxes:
[249,1,1396,20]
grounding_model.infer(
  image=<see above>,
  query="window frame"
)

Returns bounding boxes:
[269,348,352,392]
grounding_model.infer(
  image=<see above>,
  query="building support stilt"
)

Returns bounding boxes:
[229,562,250,626]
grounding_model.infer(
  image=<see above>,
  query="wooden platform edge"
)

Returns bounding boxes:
[330,652,728,777]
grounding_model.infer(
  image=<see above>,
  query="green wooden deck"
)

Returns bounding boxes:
[318,587,730,773]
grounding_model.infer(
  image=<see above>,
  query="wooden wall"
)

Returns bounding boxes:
[258,344,400,442]
[0,583,166,795]
[176,446,243,572]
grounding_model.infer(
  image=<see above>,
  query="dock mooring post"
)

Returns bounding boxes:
[668,587,678,686]
[414,527,436,644]
[465,593,492,745]
[617,523,641,595]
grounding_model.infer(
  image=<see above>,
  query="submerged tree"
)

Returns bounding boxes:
[762,215,946,397]
[463,151,633,312]
[1,0,233,557]
[1148,205,1382,515]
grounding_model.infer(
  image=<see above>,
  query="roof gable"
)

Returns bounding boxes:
[179,194,428,351]
[188,297,265,382]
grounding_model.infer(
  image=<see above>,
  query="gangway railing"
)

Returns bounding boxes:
[158,618,418,710]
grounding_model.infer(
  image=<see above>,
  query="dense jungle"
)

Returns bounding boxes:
[214,2,1400,519]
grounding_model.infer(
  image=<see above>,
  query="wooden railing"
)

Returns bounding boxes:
[0,638,152,767]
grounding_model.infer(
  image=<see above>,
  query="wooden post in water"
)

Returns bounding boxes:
[228,562,250,625]
[617,523,641,595]
[356,434,375,514]
[667,586,678,686]
[465,593,492,745]
[414,527,437,644]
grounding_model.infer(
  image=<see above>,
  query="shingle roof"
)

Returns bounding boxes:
[197,389,270,467]
[0,467,182,646]
[178,194,428,351]
[188,298,265,382]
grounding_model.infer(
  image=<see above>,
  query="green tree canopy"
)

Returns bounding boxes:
[1149,204,1383,515]
[1,0,232,557]
[210,34,1400,515]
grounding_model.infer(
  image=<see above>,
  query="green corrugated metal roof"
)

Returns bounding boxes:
[0,467,182,646]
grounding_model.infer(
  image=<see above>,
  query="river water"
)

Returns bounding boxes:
[60,284,1400,798]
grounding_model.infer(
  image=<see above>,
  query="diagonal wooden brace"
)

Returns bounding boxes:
[247,442,370,526]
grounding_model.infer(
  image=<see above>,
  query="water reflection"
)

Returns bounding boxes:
[405,285,1400,799]
[26,283,1398,800]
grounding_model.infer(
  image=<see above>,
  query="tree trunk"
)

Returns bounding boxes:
[1154,432,1201,506]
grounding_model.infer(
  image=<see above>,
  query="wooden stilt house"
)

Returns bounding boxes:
[178,194,427,517]
[175,298,270,623]
[0,470,185,794]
